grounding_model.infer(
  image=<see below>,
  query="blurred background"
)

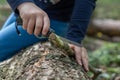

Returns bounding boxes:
[0,0,120,80]
[0,0,11,28]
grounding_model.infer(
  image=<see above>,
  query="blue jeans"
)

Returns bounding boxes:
[0,12,69,61]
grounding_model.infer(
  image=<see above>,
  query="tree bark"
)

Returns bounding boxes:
[88,19,120,36]
[88,19,120,37]
[87,19,120,42]
[0,34,90,80]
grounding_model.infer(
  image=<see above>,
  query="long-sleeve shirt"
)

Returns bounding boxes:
[7,0,96,43]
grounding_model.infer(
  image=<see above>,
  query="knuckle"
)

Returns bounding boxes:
[35,11,44,16]
[35,26,42,32]
[43,12,48,16]
[36,25,42,29]
[43,13,47,17]
[30,10,36,15]
[24,11,37,17]
[21,14,29,19]
[42,30,48,35]
[43,28,48,32]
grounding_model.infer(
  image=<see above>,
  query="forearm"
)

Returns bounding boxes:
[66,0,96,43]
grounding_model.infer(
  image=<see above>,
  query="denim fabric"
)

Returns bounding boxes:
[0,12,68,62]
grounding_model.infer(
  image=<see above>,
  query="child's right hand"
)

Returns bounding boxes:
[17,2,50,36]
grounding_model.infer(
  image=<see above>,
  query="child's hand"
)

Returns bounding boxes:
[69,44,89,71]
[17,2,50,36]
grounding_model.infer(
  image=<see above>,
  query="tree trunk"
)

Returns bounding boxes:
[0,36,90,80]
[88,19,120,36]
[87,19,120,42]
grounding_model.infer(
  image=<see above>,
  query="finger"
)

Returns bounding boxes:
[34,15,43,36]
[22,17,29,30]
[81,47,89,71]
[74,47,82,66]
[27,16,36,34]
[69,44,75,50]
[82,48,89,71]
[42,14,50,36]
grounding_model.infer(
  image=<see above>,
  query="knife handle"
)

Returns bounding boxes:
[16,16,22,25]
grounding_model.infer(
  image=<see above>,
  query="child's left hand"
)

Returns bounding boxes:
[69,44,89,71]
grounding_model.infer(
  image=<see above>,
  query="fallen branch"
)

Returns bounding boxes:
[49,33,74,56]
[88,19,120,37]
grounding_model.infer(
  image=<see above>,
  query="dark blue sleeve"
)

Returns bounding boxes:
[7,0,34,12]
[66,0,96,43]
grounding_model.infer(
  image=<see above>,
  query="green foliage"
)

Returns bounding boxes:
[89,42,120,67]
[0,0,11,28]
[107,67,120,74]
[86,39,120,79]
[94,0,120,19]
[0,0,7,5]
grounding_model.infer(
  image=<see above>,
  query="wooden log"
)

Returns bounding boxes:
[88,19,120,37]
[0,41,90,80]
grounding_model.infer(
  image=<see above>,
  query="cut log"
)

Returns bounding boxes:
[88,19,120,36]
[0,41,90,80]
[87,19,120,42]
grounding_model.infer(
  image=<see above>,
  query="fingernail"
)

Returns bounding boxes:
[86,68,89,72]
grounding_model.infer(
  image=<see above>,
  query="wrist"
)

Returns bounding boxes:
[17,2,35,12]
